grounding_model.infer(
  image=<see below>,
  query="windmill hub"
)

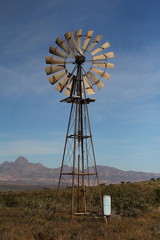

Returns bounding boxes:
[75,55,85,65]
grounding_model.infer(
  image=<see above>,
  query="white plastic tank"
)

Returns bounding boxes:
[103,195,111,216]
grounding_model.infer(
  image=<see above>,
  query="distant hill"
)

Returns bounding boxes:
[0,156,160,187]
[0,156,60,186]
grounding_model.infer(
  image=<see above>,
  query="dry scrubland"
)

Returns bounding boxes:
[0,180,160,240]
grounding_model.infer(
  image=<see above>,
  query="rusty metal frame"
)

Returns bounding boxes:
[56,62,102,218]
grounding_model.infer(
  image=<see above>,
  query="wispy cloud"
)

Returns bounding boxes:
[0,60,49,99]
[0,139,62,157]
[95,136,160,172]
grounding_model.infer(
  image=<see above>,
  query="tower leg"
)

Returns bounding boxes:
[56,98,102,216]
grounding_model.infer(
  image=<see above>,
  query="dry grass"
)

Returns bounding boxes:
[0,180,160,240]
[1,209,160,240]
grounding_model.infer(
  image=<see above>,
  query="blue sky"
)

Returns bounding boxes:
[0,0,160,173]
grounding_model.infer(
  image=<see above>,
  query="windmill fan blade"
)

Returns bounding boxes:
[45,65,65,75]
[45,30,114,95]
[93,52,115,60]
[87,71,104,89]
[82,30,94,51]
[92,62,114,69]
[87,35,103,52]
[45,56,66,65]
[90,41,110,56]
[81,81,84,94]
[55,36,70,54]
[54,74,71,92]
[90,67,111,80]
[75,29,83,55]
[49,46,67,59]
[83,76,95,95]
[65,31,75,58]
[64,82,72,96]
[48,70,67,85]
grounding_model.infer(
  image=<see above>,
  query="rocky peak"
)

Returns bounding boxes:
[15,156,28,163]
[14,156,29,171]
[1,161,9,166]
[0,161,11,169]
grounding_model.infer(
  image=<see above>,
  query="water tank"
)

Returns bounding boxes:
[103,195,111,216]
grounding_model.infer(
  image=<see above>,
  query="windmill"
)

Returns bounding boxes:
[45,29,114,217]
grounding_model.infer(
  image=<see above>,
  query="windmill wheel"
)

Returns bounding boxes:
[45,29,115,96]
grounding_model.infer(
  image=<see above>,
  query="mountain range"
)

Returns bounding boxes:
[0,156,160,187]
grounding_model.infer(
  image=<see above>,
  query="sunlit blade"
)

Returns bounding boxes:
[83,75,95,95]
[75,29,82,47]
[55,36,70,54]
[64,82,72,96]
[82,30,94,51]
[92,62,114,69]
[65,31,75,58]
[71,31,82,55]
[81,81,84,93]
[93,52,115,60]
[90,67,111,80]
[48,70,67,85]
[87,72,104,89]
[49,46,67,59]
[45,56,66,65]
[75,29,83,55]
[87,35,103,52]
[90,42,110,56]
[45,65,65,75]
[54,74,71,92]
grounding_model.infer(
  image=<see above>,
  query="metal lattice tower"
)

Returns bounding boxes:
[45,29,114,217]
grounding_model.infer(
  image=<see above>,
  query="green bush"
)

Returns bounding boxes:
[0,194,18,207]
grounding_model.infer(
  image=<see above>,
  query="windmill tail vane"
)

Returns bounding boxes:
[45,29,114,217]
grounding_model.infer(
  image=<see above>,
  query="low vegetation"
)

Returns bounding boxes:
[0,180,160,240]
